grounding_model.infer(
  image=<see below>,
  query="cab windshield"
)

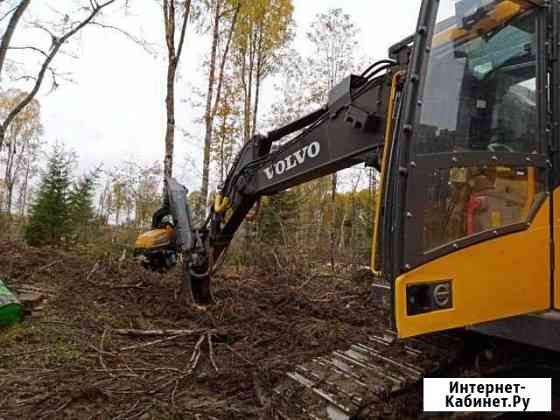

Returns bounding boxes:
[414,0,538,154]
[409,0,545,253]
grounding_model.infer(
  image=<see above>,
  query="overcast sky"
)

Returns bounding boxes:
[5,0,423,189]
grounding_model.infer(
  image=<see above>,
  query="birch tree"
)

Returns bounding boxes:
[0,89,42,215]
[200,0,240,214]
[210,73,242,184]
[232,0,294,143]
[162,0,192,180]
[306,8,359,268]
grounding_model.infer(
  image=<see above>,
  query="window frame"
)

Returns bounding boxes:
[400,5,549,270]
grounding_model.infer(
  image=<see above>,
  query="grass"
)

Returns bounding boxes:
[0,322,35,346]
[0,320,83,368]
[46,338,82,366]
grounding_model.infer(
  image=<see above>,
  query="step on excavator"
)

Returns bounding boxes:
[135,0,560,417]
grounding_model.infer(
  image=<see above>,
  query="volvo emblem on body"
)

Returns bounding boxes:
[263,141,321,180]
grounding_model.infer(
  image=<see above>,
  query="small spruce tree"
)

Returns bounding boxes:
[24,145,72,246]
[67,169,100,243]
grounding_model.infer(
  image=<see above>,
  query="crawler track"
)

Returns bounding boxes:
[273,331,468,419]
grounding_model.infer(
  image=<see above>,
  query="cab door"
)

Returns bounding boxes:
[392,0,551,338]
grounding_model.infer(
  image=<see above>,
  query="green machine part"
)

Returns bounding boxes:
[0,279,22,326]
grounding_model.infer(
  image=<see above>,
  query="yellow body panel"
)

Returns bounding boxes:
[214,193,231,214]
[396,198,550,338]
[134,226,174,250]
[553,187,560,309]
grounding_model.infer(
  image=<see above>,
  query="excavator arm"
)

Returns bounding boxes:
[213,67,394,247]
[197,59,408,304]
[135,56,407,304]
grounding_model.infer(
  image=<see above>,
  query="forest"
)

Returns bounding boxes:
[0,0,378,268]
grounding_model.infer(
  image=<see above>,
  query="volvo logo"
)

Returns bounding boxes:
[263,141,321,180]
[433,283,451,307]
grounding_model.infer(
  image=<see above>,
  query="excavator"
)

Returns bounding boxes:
[134,0,560,417]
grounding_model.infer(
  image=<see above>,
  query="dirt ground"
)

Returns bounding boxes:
[0,241,386,419]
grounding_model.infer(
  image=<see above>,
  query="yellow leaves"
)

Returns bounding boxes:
[233,0,293,60]
[0,89,42,143]
[209,75,242,165]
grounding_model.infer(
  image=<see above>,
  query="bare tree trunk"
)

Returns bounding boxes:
[251,31,263,138]
[3,133,17,215]
[240,56,248,141]
[200,0,221,214]
[6,181,14,215]
[200,1,239,212]
[210,3,239,117]
[163,0,177,181]
[219,115,226,184]
[244,66,253,143]
[251,73,261,138]
[330,173,337,269]
[338,201,347,250]
[18,157,31,217]
[163,61,177,180]
[0,0,31,82]
[243,31,256,143]
[317,207,325,259]
[162,0,191,181]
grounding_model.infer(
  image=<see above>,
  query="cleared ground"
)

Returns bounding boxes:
[0,241,386,419]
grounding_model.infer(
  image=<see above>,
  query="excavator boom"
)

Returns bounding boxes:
[210,65,397,265]
[134,59,402,303]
